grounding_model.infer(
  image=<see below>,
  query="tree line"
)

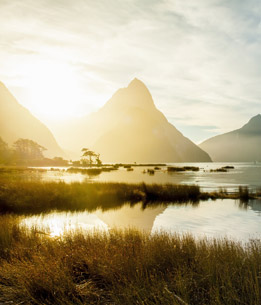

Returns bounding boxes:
[0,137,67,166]
[0,137,102,167]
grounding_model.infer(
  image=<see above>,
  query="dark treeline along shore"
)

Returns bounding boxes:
[0,218,260,305]
[0,179,259,215]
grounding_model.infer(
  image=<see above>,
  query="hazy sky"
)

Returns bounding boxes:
[0,0,260,142]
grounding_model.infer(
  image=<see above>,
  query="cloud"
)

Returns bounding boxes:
[0,0,260,142]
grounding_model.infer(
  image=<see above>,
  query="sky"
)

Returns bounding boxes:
[0,0,261,143]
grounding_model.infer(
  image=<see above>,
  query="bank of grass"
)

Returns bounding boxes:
[0,181,257,214]
[167,166,200,172]
[67,166,119,175]
[0,181,201,214]
[0,166,47,173]
[0,218,260,305]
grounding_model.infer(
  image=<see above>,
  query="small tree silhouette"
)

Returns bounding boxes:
[81,148,102,166]
[95,153,102,166]
[81,148,96,166]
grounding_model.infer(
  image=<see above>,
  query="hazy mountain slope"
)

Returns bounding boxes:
[199,114,261,162]
[62,78,211,163]
[0,82,64,158]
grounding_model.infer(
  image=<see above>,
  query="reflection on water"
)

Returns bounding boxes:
[21,199,261,241]
[20,204,166,236]
[95,204,166,232]
[152,199,261,241]
[21,212,108,237]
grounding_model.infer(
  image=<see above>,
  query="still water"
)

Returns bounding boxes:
[4,162,260,241]
[32,162,261,192]
[21,199,261,241]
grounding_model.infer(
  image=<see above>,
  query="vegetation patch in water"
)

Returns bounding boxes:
[167,166,199,172]
[0,182,201,214]
[0,181,257,214]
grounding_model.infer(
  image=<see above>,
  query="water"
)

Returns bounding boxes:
[3,162,261,241]
[30,162,261,192]
[21,199,261,241]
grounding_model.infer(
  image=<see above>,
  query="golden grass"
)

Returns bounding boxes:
[0,217,260,305]
[0,180,257,215]
[0,181,201,214]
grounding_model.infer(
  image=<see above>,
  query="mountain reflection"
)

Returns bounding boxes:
[20,199,261,240]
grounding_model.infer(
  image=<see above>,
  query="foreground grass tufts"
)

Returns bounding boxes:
[0,221,260,305]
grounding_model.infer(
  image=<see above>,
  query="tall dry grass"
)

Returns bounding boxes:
[0,180,257,215]
[0,218,260,304]
[0,181,201,214]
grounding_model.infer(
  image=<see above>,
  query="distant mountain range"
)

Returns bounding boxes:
[60,78,211,163]
[0,82,64,158]
[199,114,261,162]
[5,77,259,163]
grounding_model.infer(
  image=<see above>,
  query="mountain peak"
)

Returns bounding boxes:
[60,78,212,162]
[242,114,261,132]
[200,113,261,161]
[128,77,146,88]
[249,114,261,122]
[125,78,155,107]
[127,78,151,93]
[104,78,155,111]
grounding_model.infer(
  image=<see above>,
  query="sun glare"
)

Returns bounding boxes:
[22,60,87,120]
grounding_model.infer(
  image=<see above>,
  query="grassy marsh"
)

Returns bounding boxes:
[0,181,201,214]
[0,219,260,305]
[167,166,200,172]
[0,172,260,304]
[0,179,258,214]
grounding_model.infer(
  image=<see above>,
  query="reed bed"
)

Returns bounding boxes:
[0,181,201,214]
[0,180,257,214]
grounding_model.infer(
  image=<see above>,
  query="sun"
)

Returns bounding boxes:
[22,60,86,120]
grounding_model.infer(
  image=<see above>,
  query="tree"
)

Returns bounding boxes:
[81,148,102,166]
[13,139,47,161]
[0,137,11,164]
[81,148,96,166]
[95,153,102,166]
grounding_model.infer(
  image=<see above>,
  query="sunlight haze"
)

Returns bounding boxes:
[1,2,261,302]
[0,0,261,142]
